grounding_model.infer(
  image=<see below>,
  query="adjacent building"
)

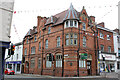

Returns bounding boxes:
[23,4,115,77]
[5,42,23,74]
[0,0,14,79]
[97,23,116,73]
[113,29,120,72]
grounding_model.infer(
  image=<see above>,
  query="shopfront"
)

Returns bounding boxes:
[99,53,116,72]
[6,61,22,74]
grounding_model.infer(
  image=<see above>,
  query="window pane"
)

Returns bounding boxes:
[70,39,73,45]
[45,40,48,49]
[39,42,41,50]
[74,39,77,45]
[74,21,77,27]
[48,27,51,34]
[70,34,73,38]
[56,55,62,67]
[31,58,35,68]
[108,46,111,53]
[101,45,104,52]
[83,36,86,47]
[66,39,69,45]
[70,20,73,26]
[17,64,20,71]
[57,37,60,47]
[82,23,86,30]
[66,21,68,27]
[66,34,69,38]
[74,34,77,38]
[38,58,41,68]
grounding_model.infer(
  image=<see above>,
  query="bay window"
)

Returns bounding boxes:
[65,20,78,28]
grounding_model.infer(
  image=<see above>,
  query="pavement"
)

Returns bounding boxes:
[4,72,120,80]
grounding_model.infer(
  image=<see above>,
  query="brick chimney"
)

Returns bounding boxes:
[90,16,95,22]
[97,22,105,27]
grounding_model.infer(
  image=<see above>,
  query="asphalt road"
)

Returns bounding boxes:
[4,75,119,80]
[5,78,119,80]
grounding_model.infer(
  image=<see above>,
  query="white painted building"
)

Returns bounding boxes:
[0,0,14,79]
[113,29,120,72]
[5,42,23,74]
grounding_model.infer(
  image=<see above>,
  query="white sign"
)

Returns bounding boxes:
[99,53,116,61]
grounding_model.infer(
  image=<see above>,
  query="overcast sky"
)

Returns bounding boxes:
[11,0,120,44]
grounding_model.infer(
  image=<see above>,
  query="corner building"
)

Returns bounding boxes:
[23,4,114,77]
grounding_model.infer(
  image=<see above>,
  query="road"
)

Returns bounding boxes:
[4,74,119,80]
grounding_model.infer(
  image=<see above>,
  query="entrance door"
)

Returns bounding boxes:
[87,61,91,75]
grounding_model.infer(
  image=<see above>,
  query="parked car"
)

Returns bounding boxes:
[5,68,15,75]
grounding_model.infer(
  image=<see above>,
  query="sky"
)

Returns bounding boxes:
[10,0,120,44]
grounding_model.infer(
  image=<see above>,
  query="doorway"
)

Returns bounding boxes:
[87,61,91,75]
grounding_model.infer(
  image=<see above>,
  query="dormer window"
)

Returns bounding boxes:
[70,20,73,26]
[65,20,78,28]
[66,21,68,27]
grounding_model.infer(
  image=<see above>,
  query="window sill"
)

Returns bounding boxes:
[107,39,110,40]
[100,37,104,39]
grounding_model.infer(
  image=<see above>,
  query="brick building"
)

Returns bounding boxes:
[22,4,114,77]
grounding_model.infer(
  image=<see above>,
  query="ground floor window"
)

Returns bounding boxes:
[5,64,7,68]
[56,55,62,67]
[8,64,12,69]
[117,62,120,69]
[30,58,35,68]
[38,58,41,68]
[79,60,86,68]
[46,54,52,68]
[17,64,20,71]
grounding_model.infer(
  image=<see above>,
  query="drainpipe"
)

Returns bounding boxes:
[77,22,81,77]
[41,28,45,75]
[28,37,31,74]
[62,25,64,77]
[91,26,98,75]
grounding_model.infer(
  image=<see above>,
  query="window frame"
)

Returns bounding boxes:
[65,33,77,46]
[30,58,35,68]
[107,34,110,40]
[57,37,60,47]
[24,48,27,55]
[108,46,111,53]
[100,32,104,39]
[31,46,36,54]
[46,54,52,68]
[79,59,86,68]
[38,58,41,68]
[65,20,78,28]
[45,39,48,49]
[56,54,62,67]
[39,42,41,51]
[82,22,86,30]
[48,26,51,34]
[83,36,86,47]
[34,35,37,42]
[100,45,104,52]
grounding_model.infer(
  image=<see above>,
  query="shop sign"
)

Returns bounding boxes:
[99,54,116,60]
[80,53,87,59]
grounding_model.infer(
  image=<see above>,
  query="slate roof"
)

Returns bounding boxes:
[45,3,80,26]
